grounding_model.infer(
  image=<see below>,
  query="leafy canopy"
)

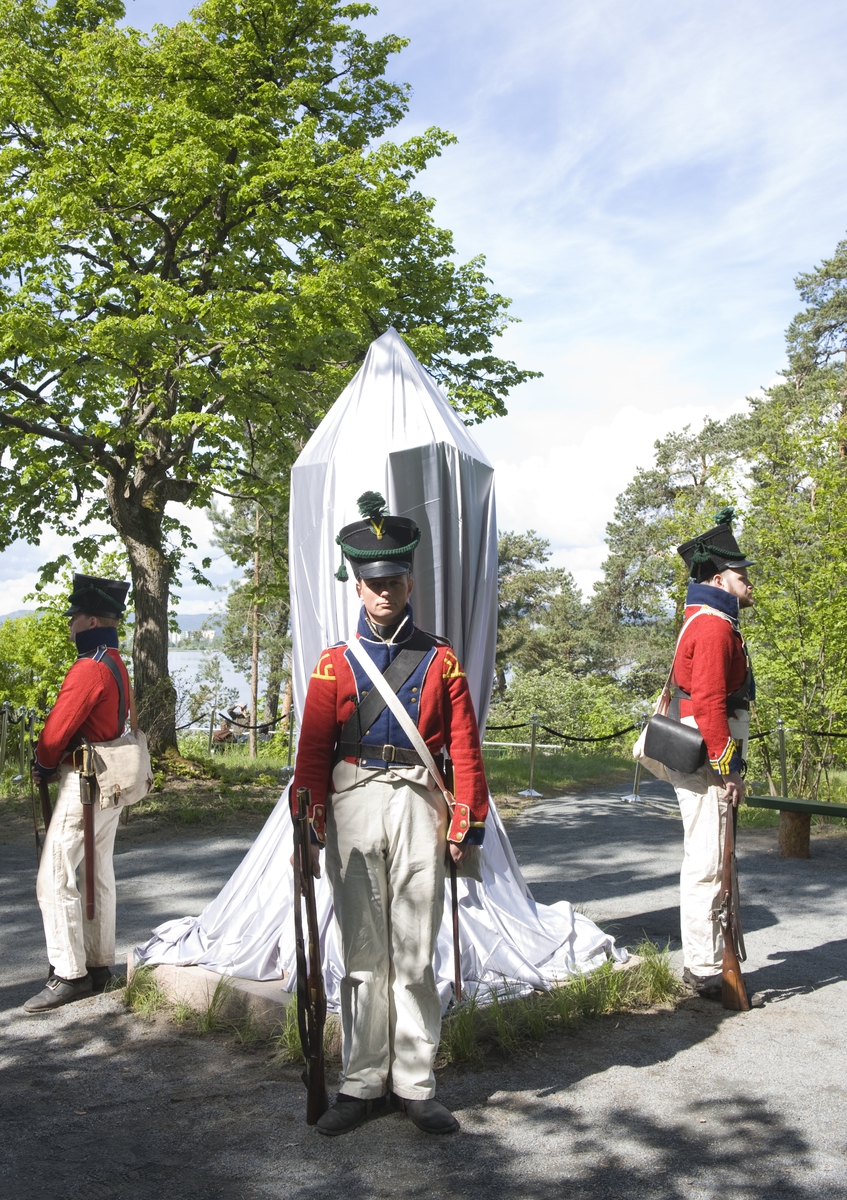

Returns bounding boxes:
[0,0,537,552]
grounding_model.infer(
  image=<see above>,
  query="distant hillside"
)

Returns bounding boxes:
[0,609,222,633]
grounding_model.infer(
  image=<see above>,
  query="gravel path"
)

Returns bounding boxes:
[2,788,846,1199]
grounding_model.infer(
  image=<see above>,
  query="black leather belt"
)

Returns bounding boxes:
[337,742,423,767]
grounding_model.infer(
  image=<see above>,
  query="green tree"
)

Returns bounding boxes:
[590,417,747,697]
[0,0,537,751]
[494,531,585,699]
[210,486,290,736]
[741,239,847,794]
[0,612,74,711]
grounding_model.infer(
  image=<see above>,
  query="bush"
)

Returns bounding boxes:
[488,669,638,755]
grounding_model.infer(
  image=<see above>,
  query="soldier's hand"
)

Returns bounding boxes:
[31,767,57,784]
[289,843,322,891]
[721,771,745,807]
[448,842,478,867]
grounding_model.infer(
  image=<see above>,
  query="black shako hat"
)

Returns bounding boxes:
[677,507,755,583]
[63,573,130,619]
[335,491,421,582]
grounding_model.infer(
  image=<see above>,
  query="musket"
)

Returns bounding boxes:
[449,856,462,1005]
[76,741,97,921]
[716,803,750,1011]
[292,786,328,1125]
[444,757,462,1005]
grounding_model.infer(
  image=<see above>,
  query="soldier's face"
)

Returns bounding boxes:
[357,573,414,624]
[67,613,99,641]
[717,567,754,609]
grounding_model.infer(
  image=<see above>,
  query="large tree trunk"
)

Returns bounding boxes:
[106,478,177,755]
[249,508,260,760]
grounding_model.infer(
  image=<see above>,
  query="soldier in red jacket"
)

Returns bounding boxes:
[294,493,488,1137]
[24,574,131,1013]
[672,510,754,999]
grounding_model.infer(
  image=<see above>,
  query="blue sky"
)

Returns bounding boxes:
[3,0,847,610]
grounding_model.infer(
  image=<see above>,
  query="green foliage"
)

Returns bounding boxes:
[488,669,638,753]
[0,611,74,710]
[495,531,586,696]
[743,370,847,796]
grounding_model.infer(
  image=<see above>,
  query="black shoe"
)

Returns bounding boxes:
[88,966,111,994]
[316,1093,389,1137]
[24,973,93,1013]
[683,968,723,1001]
[396,1096,460,1134]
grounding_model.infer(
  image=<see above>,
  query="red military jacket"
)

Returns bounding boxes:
[35,629,130,774]
[292,613,488,845]
[674,583,750,776]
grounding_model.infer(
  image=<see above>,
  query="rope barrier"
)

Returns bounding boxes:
[485,718,639,743]
[539,722,639,744]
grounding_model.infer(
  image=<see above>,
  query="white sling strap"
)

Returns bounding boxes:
[345,637,454,810]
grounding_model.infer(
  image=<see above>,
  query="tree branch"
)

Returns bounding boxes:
[0,410,122,475]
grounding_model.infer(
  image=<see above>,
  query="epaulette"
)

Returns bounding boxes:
[419,629,452,648]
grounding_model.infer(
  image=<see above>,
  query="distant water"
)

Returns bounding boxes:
[168,649,255,709]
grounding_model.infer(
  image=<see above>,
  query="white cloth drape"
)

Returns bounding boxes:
[136,329,624,1000]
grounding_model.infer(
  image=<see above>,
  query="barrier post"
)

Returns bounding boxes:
[623,758,643,804]
[0,702,9,776]
[776,716,809,858]
[518,714,542,798]
[777,718,788,798]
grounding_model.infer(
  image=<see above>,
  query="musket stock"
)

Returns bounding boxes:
[719,804,750,1011]
[293,786,328,1124]
[37,776,53,831]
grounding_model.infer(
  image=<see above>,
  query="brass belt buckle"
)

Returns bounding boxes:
[382,744,395,763]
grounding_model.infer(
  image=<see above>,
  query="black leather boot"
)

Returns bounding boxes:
[683,968,722,1001]
[316,1093,389,1137]
[395,1095,460,1134]
[24,973,93,1013]
[88,966,112,994]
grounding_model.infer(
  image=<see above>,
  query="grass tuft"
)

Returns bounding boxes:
[273,1001,303,1063]
[194,977,234,1034]
[124,964,167,1018]
[438,942,683,1066]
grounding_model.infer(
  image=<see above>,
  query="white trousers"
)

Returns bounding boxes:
[36,766,122,980]
[669,764,728,976]
[325,775,448,1101]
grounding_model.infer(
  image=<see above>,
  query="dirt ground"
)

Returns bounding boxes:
[2,782,847,1199]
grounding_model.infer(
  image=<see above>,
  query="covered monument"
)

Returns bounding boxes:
[136,328,624,1003]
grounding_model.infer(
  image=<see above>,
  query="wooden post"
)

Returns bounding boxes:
[779,812,810,858]
[776,719,811,857]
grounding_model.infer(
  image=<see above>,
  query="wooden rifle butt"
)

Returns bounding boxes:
[720,804,750,1011]
[37,776,53,831]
